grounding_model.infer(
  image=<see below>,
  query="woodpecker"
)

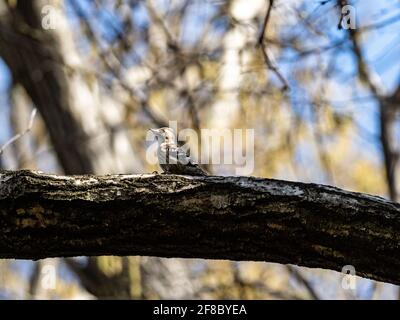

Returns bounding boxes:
[150,127,208,176]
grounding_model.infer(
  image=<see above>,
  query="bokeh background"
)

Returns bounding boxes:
[0,0,399,299]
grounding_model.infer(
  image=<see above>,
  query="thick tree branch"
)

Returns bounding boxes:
[1,170,400,285]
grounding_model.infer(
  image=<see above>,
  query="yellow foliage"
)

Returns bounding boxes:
[349,159,385,195]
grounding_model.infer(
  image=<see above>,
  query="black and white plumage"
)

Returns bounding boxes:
[150,127,208,176]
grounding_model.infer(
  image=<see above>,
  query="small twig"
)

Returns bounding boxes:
[0,108,37,156]
[257,0,275,45]
[258,0,289,91]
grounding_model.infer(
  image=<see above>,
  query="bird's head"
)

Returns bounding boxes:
[150,127,176,144]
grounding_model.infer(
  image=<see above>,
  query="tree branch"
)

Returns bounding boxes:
[258,0,289,91]
[0,108,37,156]
[1,170,400,285]
[339,0,400,202]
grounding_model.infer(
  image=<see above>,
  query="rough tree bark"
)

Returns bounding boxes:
[1,170,400,285]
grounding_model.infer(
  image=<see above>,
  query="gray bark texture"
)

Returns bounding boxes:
[1,170,400,285]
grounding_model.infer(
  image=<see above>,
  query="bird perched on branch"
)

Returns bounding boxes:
[150,127,208,176]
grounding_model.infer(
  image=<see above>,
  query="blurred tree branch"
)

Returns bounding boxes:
[1,169,400,286]
[0,108,37,156]
[339,0,400,202]
[258,0,289,91]
[286,265,319,300]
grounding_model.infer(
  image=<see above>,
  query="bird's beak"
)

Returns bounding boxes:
[149,128,158,134]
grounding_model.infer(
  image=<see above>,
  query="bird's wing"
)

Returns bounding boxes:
[160,143,208,175]
[160,143,192,165]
